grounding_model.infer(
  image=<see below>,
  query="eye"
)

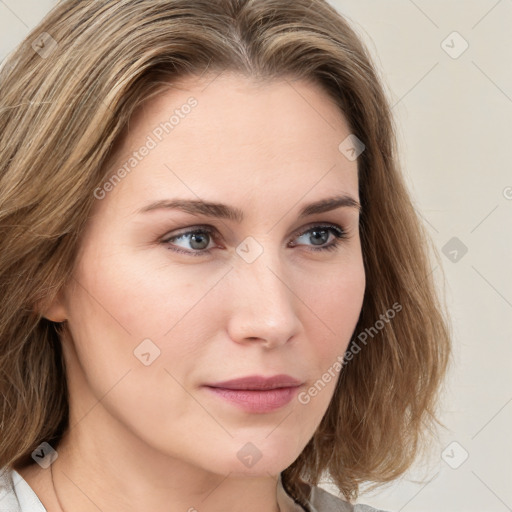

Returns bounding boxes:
[161,223,348,257]
[289,223,348,252]
[161,225,217,257]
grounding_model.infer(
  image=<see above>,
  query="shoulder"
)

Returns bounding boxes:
[307,483,390,512]
[0,466,46,512]
[0,466,22,511]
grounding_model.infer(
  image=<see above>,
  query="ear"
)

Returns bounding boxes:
[37,290,68,323]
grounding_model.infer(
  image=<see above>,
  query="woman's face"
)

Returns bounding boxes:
[48,72,365,477]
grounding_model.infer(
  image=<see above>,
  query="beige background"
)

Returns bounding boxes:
[1,1,511,511]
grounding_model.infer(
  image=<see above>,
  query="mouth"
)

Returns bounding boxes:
[203,374,303,413]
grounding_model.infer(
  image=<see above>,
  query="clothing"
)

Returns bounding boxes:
[0,466,388,512]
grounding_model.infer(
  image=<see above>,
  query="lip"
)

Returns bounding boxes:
[205,374,302,390]
[203,374,303,413]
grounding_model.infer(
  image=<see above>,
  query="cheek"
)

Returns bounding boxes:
[296,257,365,348]
[295,259,365,406]
[64,243,229,385]
[69,244,208,336]
[62,250,215,445]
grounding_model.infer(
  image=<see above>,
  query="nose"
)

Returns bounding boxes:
[225,249,301,349]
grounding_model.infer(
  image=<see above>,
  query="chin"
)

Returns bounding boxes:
[207,436,303,478]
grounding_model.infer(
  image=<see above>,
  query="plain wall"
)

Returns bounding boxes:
[1,1,511,511]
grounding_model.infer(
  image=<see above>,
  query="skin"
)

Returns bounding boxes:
[17,72,365,512]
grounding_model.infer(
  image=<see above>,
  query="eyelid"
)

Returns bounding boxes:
[160,221,350,256]
[289,221,347,241]
[161,224,217,243]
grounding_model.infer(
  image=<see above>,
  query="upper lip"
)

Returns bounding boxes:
[205,374,302,390]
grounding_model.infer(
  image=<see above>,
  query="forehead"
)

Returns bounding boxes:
[132,71,351,142]
[97,72,359,215]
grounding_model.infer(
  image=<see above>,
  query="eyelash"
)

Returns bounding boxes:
[161,223,349,257]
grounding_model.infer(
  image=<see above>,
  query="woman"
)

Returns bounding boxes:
[0,1,451,511]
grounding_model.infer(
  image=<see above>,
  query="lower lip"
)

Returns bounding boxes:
[204,386,300,413]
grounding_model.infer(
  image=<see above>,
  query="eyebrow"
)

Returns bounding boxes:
[136,194,361,221]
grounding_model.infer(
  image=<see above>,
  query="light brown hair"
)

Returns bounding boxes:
[0,0,451,503]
